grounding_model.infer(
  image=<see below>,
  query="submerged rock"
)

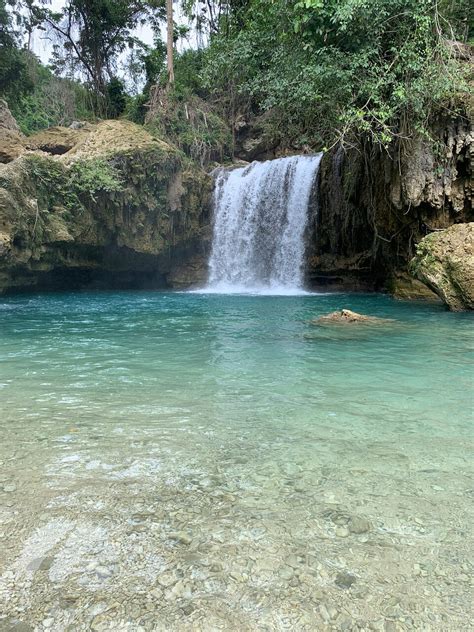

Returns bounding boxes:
[348,516,372,534]
[410,223,474,311]
[311,309,393,325]
[335,571,357,589]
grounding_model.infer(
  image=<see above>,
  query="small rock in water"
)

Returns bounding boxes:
[335,526,350,538]
[181,603,195,616]
[348,516,371,534]
[27,556,54,572]
[285,554,300,568]
[319,604,339,621]
[210,562,223,573]
[3,483,16,493]
[278,566,294,581]
[335,571,357,589]
[311,309,393,326]
[170,531,192,545]
[60,593,80,607]
[158,571,177,588]
[166,579,192,600]
[95,566,112,579]
[40,556,55,571]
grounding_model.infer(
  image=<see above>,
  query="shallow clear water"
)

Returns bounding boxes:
[0,291,473,631]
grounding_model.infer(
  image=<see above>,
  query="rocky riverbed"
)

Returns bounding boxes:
[1,422,473,632]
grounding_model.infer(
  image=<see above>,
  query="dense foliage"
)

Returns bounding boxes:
[1,1,97,133]
[26,154,123,213]
[21,0,166,116]
[1,0,472,153]
[201,0,472,148]
[10,55,96,134]
[0,0,32,104]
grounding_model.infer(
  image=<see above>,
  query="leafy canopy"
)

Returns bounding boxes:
[202,0,472,148]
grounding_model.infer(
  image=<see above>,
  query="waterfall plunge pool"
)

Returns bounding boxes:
[0,290,472,630]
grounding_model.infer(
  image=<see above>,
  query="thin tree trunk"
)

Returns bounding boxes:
[166,0,174,85]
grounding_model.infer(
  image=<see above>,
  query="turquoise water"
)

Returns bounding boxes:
[0,291,473,631]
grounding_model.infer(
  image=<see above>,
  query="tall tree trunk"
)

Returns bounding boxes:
[166,0,174,85]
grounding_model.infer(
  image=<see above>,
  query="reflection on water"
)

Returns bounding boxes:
[0,291,473,631]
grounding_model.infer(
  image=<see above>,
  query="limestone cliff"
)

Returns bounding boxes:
[307,110,473,300]
[0,118,212,293]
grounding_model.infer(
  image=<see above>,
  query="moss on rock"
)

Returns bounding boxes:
[0,119,212,292]
[409,223,474,310]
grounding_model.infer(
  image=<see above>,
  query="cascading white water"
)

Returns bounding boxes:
[207,154,322,294]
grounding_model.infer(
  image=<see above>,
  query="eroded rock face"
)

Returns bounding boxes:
[410,223,474,311]
[234,111,279,161]
[386,272,441,302]
[309,110,473,292]
[0,119,212,293]
[0,99,25,163]
[25,126,90,155]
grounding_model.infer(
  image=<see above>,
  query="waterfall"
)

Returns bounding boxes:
[207,154,322,294]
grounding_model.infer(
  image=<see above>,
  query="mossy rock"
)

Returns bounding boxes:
[67,120,176,161]
[409,223,474,310]
[386,272,440,302]
[0,119,212,293]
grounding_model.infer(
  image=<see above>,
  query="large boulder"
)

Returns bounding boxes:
[386,272,441,302]
[410,223,474,310]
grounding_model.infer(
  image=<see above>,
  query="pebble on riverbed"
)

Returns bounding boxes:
[348,516,372,534]
[335,571,357,589]
[169,531,192,545]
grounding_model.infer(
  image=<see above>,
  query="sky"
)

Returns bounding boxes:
[24,1,200,93]
[30,0,157,65]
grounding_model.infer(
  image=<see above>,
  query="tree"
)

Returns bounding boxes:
[201,0,471,149]
[166,0,174,84]
[0,0,32,103]
[24,0,164,115]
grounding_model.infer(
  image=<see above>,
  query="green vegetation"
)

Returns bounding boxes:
[145,50,233,164]
[1,0,472,155]
[25,154,123,213]
[11,56,95,135]
[201,0,472,148]
[68,158,124,197]
[0,0,33,105]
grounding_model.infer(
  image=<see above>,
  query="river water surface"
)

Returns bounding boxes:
[0,291,472,631]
